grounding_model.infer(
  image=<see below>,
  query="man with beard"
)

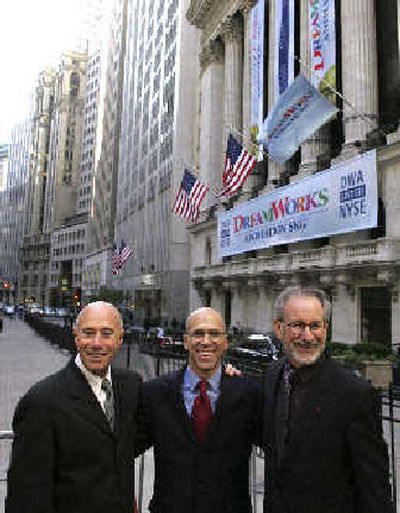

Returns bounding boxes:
[138,306,260,513]
[262,286,393,513]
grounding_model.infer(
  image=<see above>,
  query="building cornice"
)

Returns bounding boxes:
[187,0,214,29]
[187,0,258,29]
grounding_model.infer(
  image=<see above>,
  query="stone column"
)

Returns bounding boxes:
[222,16,243,136]
[199,39,225,202]
[241,1,258,197]
[265,0,285,189]
[340,0,378,155]
[297,0,331,179]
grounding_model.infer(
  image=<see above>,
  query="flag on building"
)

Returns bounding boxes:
[173,169,209,222]
[275,0,295,99]
[258,73,338,163]
[111,244,121,276]
[217,135,257,198]
[111,241,134,275]
[119,240,134,268]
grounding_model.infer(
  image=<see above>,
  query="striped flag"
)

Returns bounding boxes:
[173,169,209,222]
[111,241,134,275]
[217,135,257,198]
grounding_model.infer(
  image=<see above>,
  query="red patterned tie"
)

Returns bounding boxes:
[191,380,213,443]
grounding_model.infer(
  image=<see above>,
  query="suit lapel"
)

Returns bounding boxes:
[64,361,114,437]
[263,360,284,448]
[112,370,137,439]
[169,368,198,444]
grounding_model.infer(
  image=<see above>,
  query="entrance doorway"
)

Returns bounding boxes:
[360,287,391,346]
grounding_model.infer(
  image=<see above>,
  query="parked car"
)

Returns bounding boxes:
[227,332,283,365]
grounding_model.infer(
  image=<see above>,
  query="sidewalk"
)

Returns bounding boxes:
[0,318,71,512]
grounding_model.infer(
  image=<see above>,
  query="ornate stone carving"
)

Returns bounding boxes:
[199,39,225,71]
[221,15,243,43]
[241,0,258,14]
[186,0,213,29]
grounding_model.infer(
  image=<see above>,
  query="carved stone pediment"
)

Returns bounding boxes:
[187,0,214,29]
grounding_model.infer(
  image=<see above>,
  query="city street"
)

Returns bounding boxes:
[0,319,399,512]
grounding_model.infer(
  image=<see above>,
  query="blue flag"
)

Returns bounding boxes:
[258,73,337,163]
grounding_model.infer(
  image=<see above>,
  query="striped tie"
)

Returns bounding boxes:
[101,378,114,430]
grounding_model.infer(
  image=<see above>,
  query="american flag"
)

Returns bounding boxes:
[111,241,134,275]
[217,135,257,198]
[173,169,209,222]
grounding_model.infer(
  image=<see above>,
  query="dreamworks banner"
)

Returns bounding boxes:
[274,0,295,99]
[218,150,377,257]
[249,0,265,160]
[309,0,336,102]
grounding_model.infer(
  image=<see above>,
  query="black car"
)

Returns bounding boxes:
[227,333,283,367]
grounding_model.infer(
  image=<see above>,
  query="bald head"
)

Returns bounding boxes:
[185,307,226,334]
[74,301,123,376]
[75,301,123,332]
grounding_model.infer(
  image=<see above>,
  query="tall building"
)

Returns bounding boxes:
[3,123,31,304]
[0,144,10,304]
[43,51,87,233]
[18,70,56,306]
[185,0,400,346]
[111,0,199,326]
[85,0,128,298]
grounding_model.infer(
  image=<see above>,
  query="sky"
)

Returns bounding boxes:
[0,0,82,143]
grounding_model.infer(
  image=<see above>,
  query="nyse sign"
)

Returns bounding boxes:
[218,150,377,258]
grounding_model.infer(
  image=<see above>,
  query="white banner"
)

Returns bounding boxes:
[249,0,265,159]
[218,150,378,257]
[309,0,336,102]
[274,0,295,99]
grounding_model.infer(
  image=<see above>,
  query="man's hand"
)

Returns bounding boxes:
[225,363,242,376]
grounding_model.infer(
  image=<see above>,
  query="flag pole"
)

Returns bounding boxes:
[294,55,383,137]
[225,124,275,162]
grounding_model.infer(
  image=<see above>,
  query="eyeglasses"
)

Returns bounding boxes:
[284,321,325,334]
[79,328,116,340]
[189,330,226,341]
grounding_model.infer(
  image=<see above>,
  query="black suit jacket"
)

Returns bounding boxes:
[138,367,261,513]
[6,359,141,513]
[262,357,393,513]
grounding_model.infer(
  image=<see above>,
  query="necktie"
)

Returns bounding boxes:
[101,378,114,430]
[283,367,297,444]
[191,380,213,443]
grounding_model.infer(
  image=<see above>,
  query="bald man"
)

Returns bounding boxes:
[6,301,141,513]
[138,307,261,513]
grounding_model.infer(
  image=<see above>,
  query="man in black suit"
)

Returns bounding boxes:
[138,306,260,513]
[262,286,393,513]
[6,301,141,513]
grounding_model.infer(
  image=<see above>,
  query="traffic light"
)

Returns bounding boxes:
[3,281,9,289]
[73,288,81,307]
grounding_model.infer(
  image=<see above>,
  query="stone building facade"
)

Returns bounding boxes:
[186,0,400,345]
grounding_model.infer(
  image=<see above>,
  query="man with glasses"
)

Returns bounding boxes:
[137,306,260,513]
[6,301,141,513]
[262,286,393,513]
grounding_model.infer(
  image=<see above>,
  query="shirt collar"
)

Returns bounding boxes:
[285,354,325,384]
[75,353,112,389]
[184,365,222,392]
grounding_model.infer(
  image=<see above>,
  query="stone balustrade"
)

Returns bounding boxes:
[192,239,400,285]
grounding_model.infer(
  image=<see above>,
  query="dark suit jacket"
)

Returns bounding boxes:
[6,359,141,513]
[138,367,261,513]
[262,357,393,513]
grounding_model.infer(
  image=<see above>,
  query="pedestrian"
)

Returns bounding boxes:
[137,306,260,513]
[6,301,141,513]
[262,286,393,513]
